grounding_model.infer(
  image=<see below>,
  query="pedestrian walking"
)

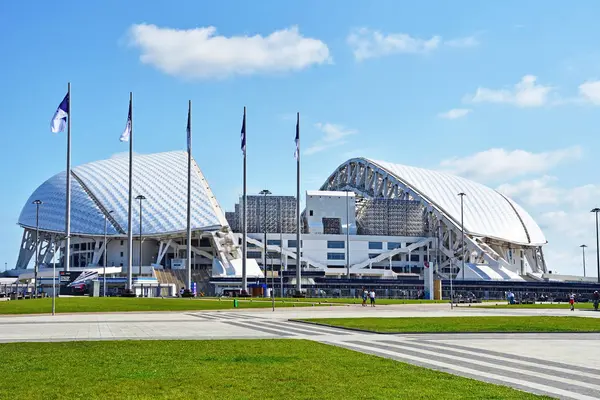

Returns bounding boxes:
[569,293,575,311]
[369,290,376,307]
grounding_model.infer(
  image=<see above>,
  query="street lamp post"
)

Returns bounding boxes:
[591,208,600,283]
[458,192,467,281]
[103,210,114,297]
[580,244,587,278]
[270,255,275,311]
[136,195,146,281]
[259,190,271,286]
[52,239,56,315]
[449,258,454,309]
[32,200,43,297]
[345,190,350,278]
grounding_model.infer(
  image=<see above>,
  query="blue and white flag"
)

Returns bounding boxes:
[240,109,246,155]
[294,113,300,160]
[186,105,191,152]
[120,99,132,142]
[50,93,69,133]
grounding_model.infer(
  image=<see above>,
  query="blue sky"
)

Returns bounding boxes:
[2,0,600,276]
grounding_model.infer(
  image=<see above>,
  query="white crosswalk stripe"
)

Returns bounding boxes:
[321,338,600,400]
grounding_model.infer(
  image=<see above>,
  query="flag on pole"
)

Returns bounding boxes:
[50,93,69,133]
[186,104,192,152]
[294,114,299,159]
[240,110,246,155]
[120,99,132,142]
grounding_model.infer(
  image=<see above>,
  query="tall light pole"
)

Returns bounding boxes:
[270,254,275,311]
[103,210,114,297]
[580,244,587,278]
[279,198,284,298]
[259,189,271,287]
[52,238,56,315]
[458,192,466,281]
[32,200,43,297]
[345,190,351,278]
[136,195,146,279]
[592,208,600,283]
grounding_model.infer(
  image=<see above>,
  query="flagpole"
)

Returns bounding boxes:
[65,82,72,273]
[241,106,248,294]
[127,92,133,292]
[296,112,302,296]
[186,100,192,291]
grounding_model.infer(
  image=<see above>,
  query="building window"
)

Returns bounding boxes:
[267,239,281,246]
[388,242,401,250]
[309,210,313,216]
[327,241,345,249]
[248,242,257,248]
[287,240,303,248]
[200,238,211,247]
[410,254,420,262]
[247,251,262,259]
[120,252,124,257]
[369,253,380,259]
[120,240,124,246]
[368,242,383,250]
[327,252,345,260]
[120,263,123,267]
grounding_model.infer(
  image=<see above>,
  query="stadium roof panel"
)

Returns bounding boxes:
[18,151,227,236]
[365,158,546,246]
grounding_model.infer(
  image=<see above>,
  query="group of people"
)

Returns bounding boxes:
[361,288,376,307]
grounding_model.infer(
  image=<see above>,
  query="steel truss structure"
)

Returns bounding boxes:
[228,195,301,234]
[320,158,547,276]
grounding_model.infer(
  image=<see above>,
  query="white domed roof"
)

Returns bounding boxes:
[366,158,546,246]
[18,151,227,236]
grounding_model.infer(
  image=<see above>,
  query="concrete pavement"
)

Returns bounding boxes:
[1,304,599,399]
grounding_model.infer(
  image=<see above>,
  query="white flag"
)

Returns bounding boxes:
[50,93,69,133]
[120,99,132,142]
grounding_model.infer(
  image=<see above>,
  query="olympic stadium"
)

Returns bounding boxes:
[6,151,597,298]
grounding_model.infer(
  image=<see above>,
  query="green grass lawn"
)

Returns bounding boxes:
[0,297,326,315]
[0,340,550,400]
[299,316,600,333]
[269,297,448,305]
[472,302,598,309]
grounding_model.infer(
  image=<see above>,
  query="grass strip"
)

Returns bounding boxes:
[0,297,325,315]
[0,339,550,399]
[299,316,600,333]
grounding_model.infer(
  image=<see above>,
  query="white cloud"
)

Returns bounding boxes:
[127,24,331,79]
[440,146,582,182]
[305,123,358,155]
[445,36,479,48]
[496,176,561,206]
[578,80,600,105]
[466,75,554,107]
[347,28,441,60]
[347,28,480,60]
[437,108,472,119]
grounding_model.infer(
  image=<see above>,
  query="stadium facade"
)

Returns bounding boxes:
[13,151,552,293]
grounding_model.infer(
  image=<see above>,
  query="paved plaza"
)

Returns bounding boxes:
[1,304,599,399]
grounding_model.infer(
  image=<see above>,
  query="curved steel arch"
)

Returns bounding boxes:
[320,158,547,274]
